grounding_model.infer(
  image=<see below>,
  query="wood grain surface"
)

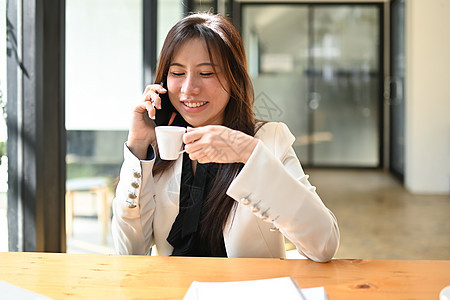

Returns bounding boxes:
[0,252,449,299]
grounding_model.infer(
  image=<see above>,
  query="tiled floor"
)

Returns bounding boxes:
[2,169,450,260]
[305,168,450,260]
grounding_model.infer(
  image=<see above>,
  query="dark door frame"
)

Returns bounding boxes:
[6,0,66,252]
[388,0,405,182]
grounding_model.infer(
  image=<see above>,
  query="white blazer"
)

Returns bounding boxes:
[112,122,339,262]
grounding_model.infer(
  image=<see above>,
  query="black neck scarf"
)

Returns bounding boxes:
[166,152,227,257]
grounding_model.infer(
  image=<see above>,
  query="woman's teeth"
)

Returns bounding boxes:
[184,101,207,108]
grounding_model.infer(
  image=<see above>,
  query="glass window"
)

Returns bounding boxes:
[65,0,142,253]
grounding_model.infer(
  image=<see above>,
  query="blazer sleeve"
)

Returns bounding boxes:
[111,143,157,255]
[226,122,340,262]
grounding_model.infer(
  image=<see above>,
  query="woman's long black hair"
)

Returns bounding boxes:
[153,13,256,255]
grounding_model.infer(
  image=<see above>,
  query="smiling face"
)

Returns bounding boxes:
[166,38,231,127]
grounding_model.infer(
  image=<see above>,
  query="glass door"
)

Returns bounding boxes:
[242,4,382,167]
[309,5,381,166]
[242,5,310,162]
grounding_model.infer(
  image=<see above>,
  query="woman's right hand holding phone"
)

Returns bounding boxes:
[127,84,167,159]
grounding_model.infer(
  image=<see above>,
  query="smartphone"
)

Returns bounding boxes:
[154,81,190,127]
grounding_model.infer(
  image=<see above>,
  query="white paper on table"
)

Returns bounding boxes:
[183,277,327,300]
[0,281,53,300]
[302,287,328,300]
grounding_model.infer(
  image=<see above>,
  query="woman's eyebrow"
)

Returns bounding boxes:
[198,62,216,67]
[169,62,185,67]
[169,62,217,67]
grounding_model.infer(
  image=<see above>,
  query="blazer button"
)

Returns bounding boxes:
[259,211,269,221]
[133,171,141,179]
[128,193,137,199]
[240,197,250,205]
[131,181,139,189]
[126,200,136,208]
[251,205,260,213]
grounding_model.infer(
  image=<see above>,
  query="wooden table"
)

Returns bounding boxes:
[0,252,449,299]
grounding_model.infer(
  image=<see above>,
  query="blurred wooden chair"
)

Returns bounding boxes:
[66,177,111,245]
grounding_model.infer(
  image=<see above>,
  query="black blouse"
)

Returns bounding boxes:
[166,152,227,257]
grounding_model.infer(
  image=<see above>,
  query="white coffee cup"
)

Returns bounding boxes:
[155,126,186,160]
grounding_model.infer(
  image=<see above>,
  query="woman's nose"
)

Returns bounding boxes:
[181,74,200,95]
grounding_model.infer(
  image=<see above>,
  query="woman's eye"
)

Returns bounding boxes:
[170,72,184,77]
[200,72,214,77]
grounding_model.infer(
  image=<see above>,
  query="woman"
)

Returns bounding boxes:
[112,13,339,262]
